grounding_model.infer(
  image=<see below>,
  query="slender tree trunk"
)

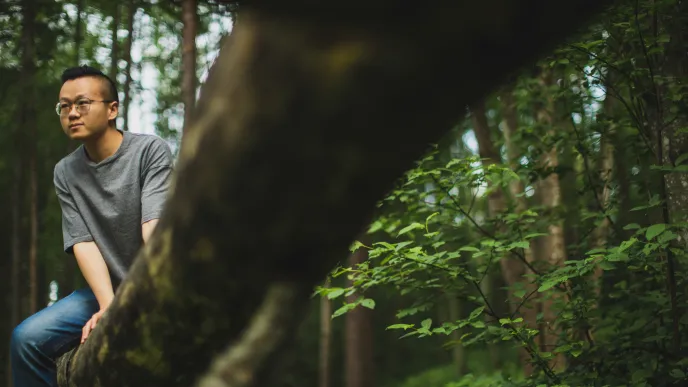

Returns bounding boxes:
[122,0,136,132]
[500,88,538,375]
[345,242,374,387]
[9,156,22,387]
[52,2,616,385]
[534,69,566,369]
[182,0,198,137]
[110,3,120,82]
[592,79,616,295]
[20,0,38,315]
[469,101,505,369]
[447,292,467,376]
[74,0,84,65]
[318,279,332,387]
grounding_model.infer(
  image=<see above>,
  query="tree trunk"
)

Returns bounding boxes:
[592,78,616,295]
[182,0,198,137]
[534,69,566,369]
[9,153,22,386]
[469,101,505,369]
[74,0,84,65]
[318,279,332,387]
[110,3,120,82]
[122,0,136,132]
[345,244,374,387]
[447,293,467,376]
[500,88,538,375]
[20,0,38,316]
[54,2,615,385]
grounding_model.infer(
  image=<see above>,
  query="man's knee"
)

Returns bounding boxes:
[10,317,46,358]
[11,323,36,357]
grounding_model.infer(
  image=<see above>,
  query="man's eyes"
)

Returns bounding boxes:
[75,100,90,106]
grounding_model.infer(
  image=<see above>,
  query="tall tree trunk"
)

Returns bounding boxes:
[21,0,38,316]
[74,0,84,65]
[592,78,616,295]
[500,88,538,375]
[53,2,616,385]
[110,3,120,82]
[122,0,136,132]
[345,243,374,387]
[447,292,467,376]
[469,101,504,370]
[318,279,332,387]
[535,69,566,369]
[9,156,22,387]
[182,0,198,137]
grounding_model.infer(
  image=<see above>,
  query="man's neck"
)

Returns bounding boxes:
[83,128,123,163]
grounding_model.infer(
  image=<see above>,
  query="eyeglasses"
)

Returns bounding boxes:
[55,98,115,116]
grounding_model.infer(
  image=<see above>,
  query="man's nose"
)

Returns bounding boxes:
[68,104,81,119]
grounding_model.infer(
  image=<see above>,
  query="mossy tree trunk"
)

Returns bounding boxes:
[57,1,614,386]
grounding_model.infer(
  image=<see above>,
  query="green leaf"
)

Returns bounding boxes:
[671,369,686,379]
[421,318,432,329]
[459,246,480,252]
[514,289,527,298]
[387,324,414,330]
[326,288,345,300]
[538,280,560,292]
[469,306,485,320]
[397,222,424,237]
[510,241,530,249]
[646,223,666,240]
[623,223,641,230]
[471,320,485,328]
[360,298,376,309]
[619,237,638,252]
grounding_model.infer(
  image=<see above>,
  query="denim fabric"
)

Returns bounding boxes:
[10,288,99,387]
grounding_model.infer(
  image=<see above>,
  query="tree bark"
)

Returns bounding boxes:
[469,101,505,369]
[345,244,374,387]
[110,3,120,82]
[534,69,567,369]
[121,0,136,131]
[55,2,615,385]
[122,0,136,132]
[20,0,38,315]
[182,0,198,137]
[318,280,332,387]
[500,88,538,375]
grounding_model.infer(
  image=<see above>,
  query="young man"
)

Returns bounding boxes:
[9,65,174,387]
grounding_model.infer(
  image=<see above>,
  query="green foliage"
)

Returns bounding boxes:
[318,0,688,385]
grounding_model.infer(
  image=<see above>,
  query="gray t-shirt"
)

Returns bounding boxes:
[54,130,173,286]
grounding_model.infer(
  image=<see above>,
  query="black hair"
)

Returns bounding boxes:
[61,65,119,102]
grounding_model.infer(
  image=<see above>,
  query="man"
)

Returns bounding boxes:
[9,65,174,387]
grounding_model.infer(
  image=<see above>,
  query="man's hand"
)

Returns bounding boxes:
[82,306,109,344]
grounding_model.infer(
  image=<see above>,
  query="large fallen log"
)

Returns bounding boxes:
[56,1,616,386]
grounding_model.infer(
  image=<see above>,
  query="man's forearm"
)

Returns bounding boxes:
[73,241,115,310]
[142,218,159,243]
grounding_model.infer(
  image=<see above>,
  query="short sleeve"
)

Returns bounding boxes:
[141,137,174,223]
[54,162,93,254]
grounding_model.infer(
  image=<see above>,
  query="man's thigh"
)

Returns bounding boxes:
[15,288,99,358]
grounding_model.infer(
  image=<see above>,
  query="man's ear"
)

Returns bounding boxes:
[109,101,119,120]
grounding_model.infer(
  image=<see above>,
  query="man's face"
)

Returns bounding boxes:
[58,76,118,141]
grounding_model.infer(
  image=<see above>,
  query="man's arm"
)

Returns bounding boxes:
[73,241,114,343]
[142,219,159,243]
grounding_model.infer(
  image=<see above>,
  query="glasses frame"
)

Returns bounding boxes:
[55,98,115,117]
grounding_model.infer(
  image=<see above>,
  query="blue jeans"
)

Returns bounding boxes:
[10,288,99,387]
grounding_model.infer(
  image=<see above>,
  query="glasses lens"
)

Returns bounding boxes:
[55,103,62,116]
[76,100,90,114]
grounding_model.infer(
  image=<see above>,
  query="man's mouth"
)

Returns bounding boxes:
[69,123,83,129]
